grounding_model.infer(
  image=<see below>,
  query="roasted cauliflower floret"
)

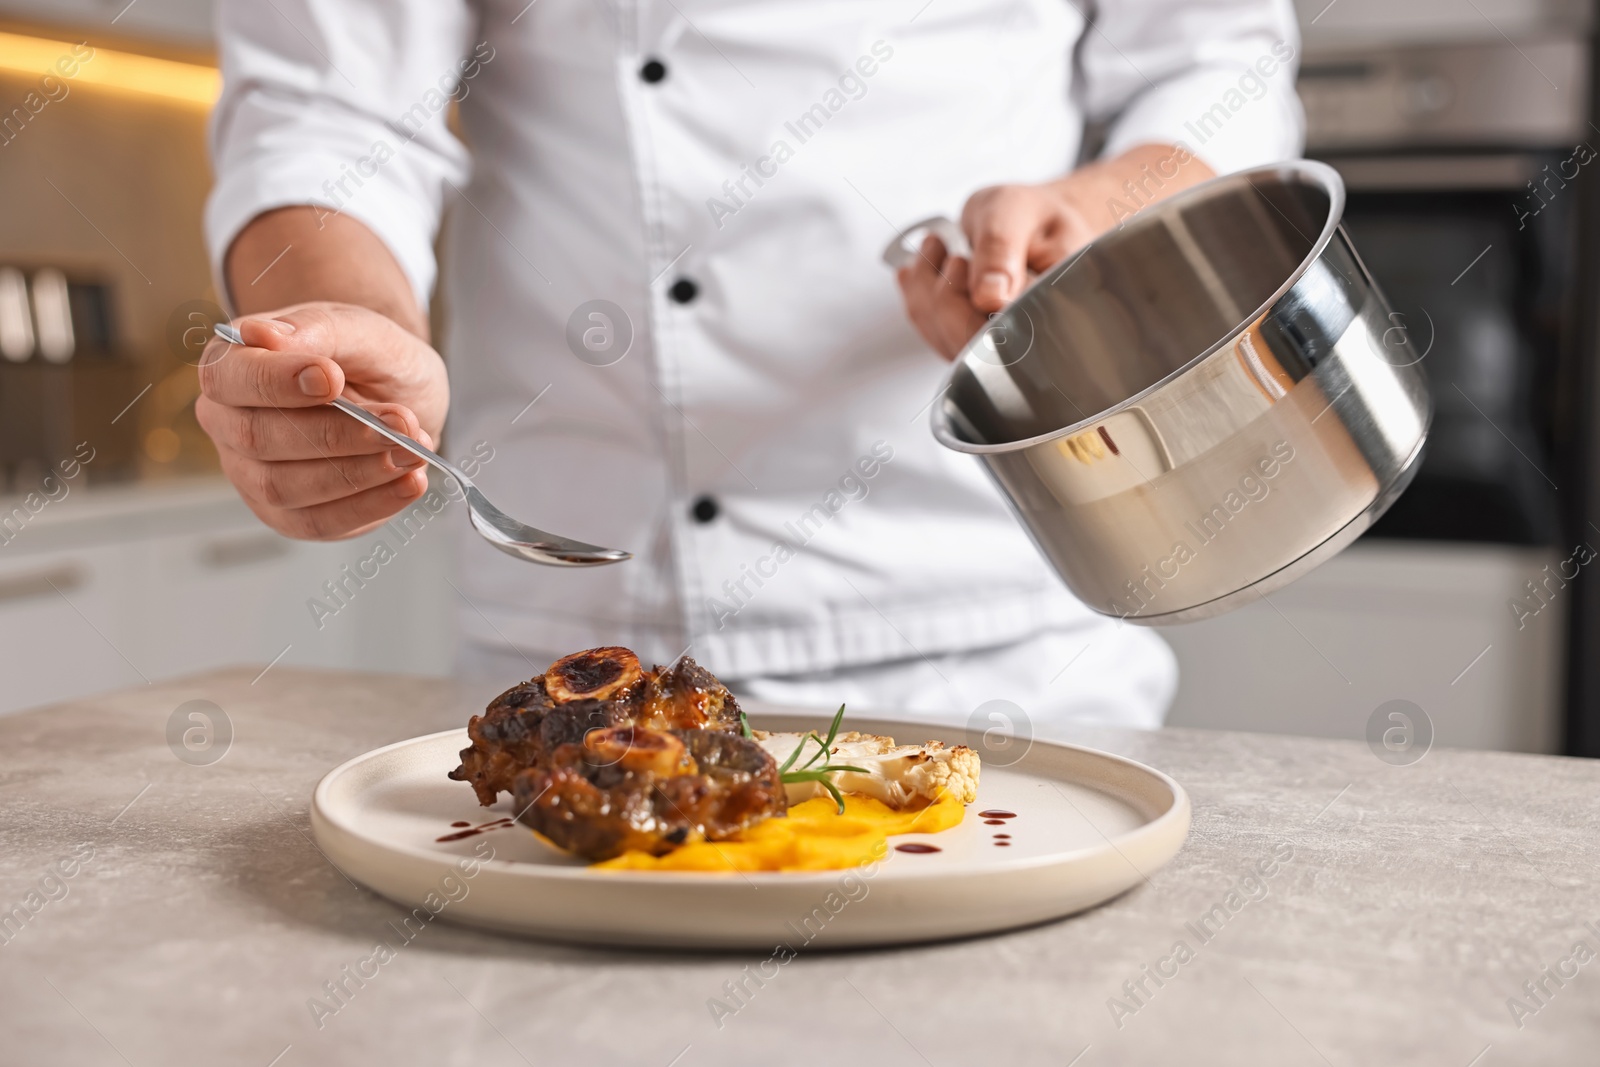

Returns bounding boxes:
[753,730,981,807]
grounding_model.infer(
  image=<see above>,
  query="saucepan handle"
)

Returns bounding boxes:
[880,215,972,270]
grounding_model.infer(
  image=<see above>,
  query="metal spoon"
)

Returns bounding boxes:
[212,322,630,567]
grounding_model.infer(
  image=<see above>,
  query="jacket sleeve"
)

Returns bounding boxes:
[1078,0,1305,174]
[205,0,479,309]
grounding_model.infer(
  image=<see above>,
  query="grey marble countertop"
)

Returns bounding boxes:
[1,667,1597,1067]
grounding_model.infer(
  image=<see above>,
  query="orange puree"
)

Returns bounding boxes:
[593,793,965,872]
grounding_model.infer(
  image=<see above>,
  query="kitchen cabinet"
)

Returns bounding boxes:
[1162,539,1563,753]
[0,538,139,711]
[0,478,456,716]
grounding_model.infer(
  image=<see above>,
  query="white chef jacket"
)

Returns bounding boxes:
[207,0,1303,720]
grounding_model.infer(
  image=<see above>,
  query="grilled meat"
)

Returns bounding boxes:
[637,656,742,733]
[448,646,745,809]
[512,725,787,860]
[447,673,623,806]
[544,646,643,703]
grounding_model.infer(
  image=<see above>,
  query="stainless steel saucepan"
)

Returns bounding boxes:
[886,161,1430,624]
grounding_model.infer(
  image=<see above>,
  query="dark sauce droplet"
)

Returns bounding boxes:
[436,817,515,842]
[994,840,1012,847]
[450,821,471,828]
[994,833,1011,839]
[895,843,941,854]
[978,809,1017,819]
[983,819,1006,825]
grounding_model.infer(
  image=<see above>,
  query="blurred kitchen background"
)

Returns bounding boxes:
[0,0,1596,757]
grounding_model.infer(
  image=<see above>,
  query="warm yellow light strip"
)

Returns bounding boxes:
[0,30,220,107]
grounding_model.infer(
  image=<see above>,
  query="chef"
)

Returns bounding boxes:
[198,0,1303,734]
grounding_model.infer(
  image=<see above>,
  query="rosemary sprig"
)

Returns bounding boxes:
[783,770,848,812]
[779,704,867,813]
[800,703,847,770]
[776,733,811,775]
[737,707,753,740]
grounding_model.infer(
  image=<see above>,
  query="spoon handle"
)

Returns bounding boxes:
[327,397,475,489]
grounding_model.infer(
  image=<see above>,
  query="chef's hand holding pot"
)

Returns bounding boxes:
[896,143,1213,360]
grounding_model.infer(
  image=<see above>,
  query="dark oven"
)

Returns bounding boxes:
[1298,35,1600,753]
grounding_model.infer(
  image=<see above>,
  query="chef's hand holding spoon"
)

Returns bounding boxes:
[895,143,1214,360]
[195,301,449,540]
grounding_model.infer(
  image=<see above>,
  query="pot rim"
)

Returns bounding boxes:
[931,158,1348,456]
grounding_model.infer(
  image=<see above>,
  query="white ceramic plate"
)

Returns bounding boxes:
[310,710,1190,949]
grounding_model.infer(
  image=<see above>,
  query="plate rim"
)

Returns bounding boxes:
[312,715,1190,886]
